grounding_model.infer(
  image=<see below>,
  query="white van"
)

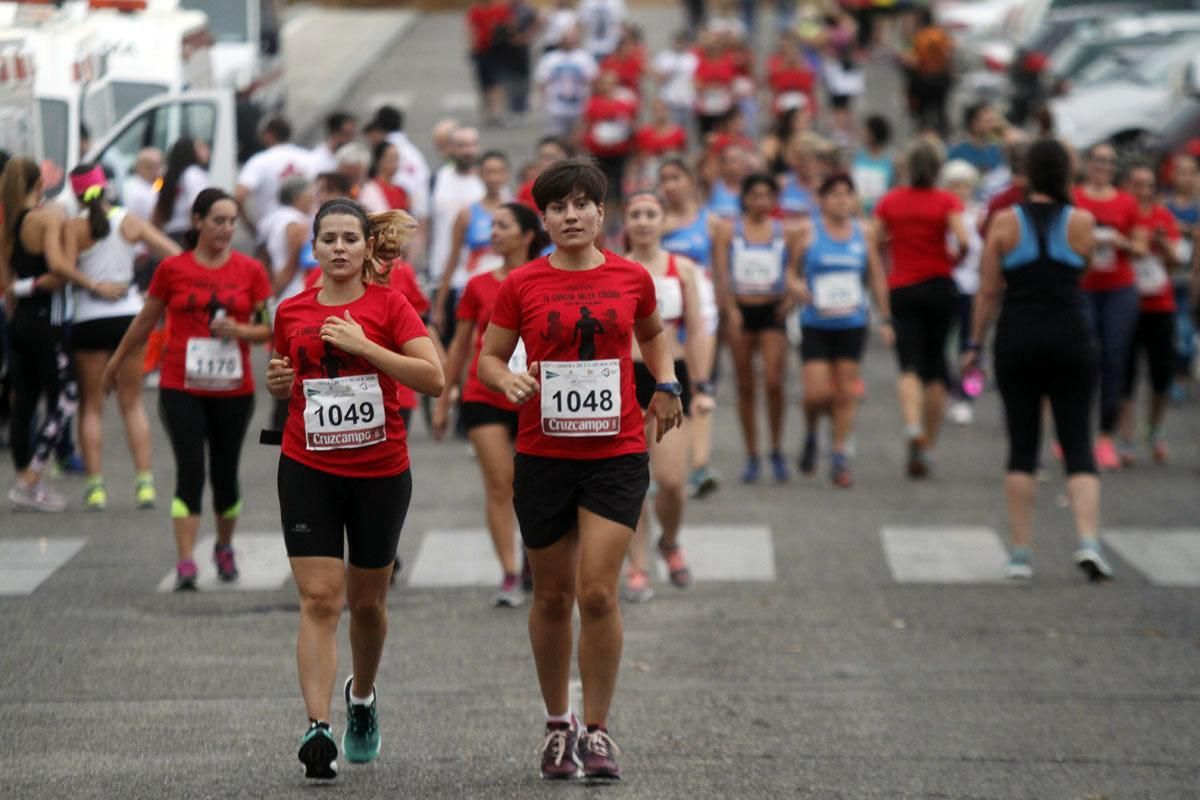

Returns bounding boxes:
[0,33,40,160]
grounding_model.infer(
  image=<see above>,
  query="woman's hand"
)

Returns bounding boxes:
[430,388,457,440]
[101,360,120,395]
[210,315,241,340]
[879,320,896,348]
[959,347,981,375]
[648,390,684,442]
[320,311,370,356]
[91,281,129,301]
[502,361,541,405]
[267,356,295,399]
[690,392,715,417]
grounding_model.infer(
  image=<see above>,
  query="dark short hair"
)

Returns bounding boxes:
[326,111,355,135]
[740,172,779,201]
[1005,141,1029,177]
[962,102,989,132]
[865,115,891,148]
[316,171,354,196]
[374,105,403,133]
[479,150,509,168]
[531,158,606,212]
[263,116,292,143]
[537,135,572,157]
[363,120,386,136]
[1026,138,1071,205]
[818,172,855,196]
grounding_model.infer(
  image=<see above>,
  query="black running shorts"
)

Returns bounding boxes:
[512,452,650,550]
[461,401,519,438]
[799,326,867,362]
[278,455,412,569]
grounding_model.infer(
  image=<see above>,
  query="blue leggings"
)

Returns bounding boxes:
[1081,286,1139,434]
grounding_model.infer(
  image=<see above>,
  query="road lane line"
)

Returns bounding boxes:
[0,538,86,596]
[881,526,1011,583]
[155,533,291,592]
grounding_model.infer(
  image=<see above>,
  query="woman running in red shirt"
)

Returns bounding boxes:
[478,159,683,781]
[434,202,549,606]
[104,189,272,589]
[267,201,443,780]
[581,70,638,208]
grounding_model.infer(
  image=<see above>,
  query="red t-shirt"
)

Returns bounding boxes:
[1073,187,1138,292]
[634,124,687,158]
[694,53,736,115]
[148,250,272,397]
[600,51,645,93]
[456,269,519,411]
[982,183,1025,234]
[273,283,428,478]
[388,261,431,409]
[1132,204,1180,313]
[766,55,817,116]
[874,187,963,289]
[583,95,637,157]
[466,3,511,53]
[489,251,658,459]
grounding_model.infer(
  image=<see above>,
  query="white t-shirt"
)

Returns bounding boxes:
[122,175,158,223]
[578,0,626,58]
[953,202,985,296]
[427,164,485,288]
[539,9,578,50]
[387,131,431,220]
[536,48,598,118]
[309,142,338,175]
[166,165,210,235]
[654,48,698,108]
[264,205,311,300]
[236,143,316,240]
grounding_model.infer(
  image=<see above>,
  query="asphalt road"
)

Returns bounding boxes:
[3,8,1200,799]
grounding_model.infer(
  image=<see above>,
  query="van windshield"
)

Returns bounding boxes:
[180,0,249,43]
[112,82,169,121]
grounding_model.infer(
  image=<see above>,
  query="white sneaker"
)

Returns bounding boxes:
[949,401,974,426]
[9,480,67,512]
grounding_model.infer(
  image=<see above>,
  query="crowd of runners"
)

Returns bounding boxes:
[2,0,1200,786]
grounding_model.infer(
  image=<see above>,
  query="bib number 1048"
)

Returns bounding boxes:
[548,388,615,414]
[540,359,621,437]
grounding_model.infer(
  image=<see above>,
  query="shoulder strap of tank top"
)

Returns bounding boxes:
[665,252,678,278]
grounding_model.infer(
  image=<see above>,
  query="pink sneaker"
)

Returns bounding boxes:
[621,568,654,603]
[1094,437,1121,471]
[657,541,692,589]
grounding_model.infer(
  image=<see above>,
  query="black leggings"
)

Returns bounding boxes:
[8,306,77,472]
[1123,311,1175,397]
[994,319,1098,476]
[159,389,255,517]
[890,277,957,385]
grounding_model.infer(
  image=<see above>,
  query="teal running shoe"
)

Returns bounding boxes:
[298,721,338,780]
[342,677,381,763]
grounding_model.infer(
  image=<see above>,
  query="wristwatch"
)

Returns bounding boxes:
[655,381,683,397]
[694,380,715,396]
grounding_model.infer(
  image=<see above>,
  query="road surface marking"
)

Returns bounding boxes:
[367,92,415,111]
[0,538,86,596]
[1103,529,1200,587]
[881,526,1011,583]
[408,529,507,587]
[155,533,291,592]
[441,92,477,110]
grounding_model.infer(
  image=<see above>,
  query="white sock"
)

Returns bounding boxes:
[904,423,924,439]
[349,681,375,706]
[545,709,572,724]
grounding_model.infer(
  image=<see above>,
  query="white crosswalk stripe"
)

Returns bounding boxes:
[1102,529,1200,587]
[881,526,1012,584]
[0,538,86,596]
[155,533,292,592]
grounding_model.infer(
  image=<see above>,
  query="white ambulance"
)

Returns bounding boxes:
[0,32,39,160]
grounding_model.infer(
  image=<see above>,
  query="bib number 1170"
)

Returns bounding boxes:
[549,388,614,414]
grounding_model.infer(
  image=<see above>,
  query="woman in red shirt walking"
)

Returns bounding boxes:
[581,70,638,208]
[871,140,970,478]
[267,201,443,779]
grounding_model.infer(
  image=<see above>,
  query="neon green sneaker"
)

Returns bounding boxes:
[341,676,381,764]
[84,482,107,511]
[135,476,157,509]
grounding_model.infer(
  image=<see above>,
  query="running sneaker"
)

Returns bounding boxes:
[8,480,67,512]
[213,544,238,582]
[740,456,761,484]
[1074,540,1114,582]
[539,717,582,780]
[1006,547,1033,581]
[906,437,930,479]
[798,433,818,477]
[830,453,853,489]
[342,676,382,764]
[1117,439,1137,468]
[57,452,86,476]
[688,465,720,499]
[769,451,789,483]
[577,727,621,780]
[298,721,338,780]
[948,400,974,426]
[84,482,107,511]
[494,573,525,607]
[135,477,157,509]
[621,568,654,603]
[174,559,198,591]
[1094,437,1121,471]
[657,540,692,589]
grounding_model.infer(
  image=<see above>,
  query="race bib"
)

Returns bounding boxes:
[733,248,784,295]
[1093,226,1117,271]
[655,276,684,322]
[851,165,888,202]
[508,338,528,374]
[302,374,386,451]
[698,87,733,115]
[592,119,630,147]
[776,91,808,112]
[1133,256,1169,297]
[540,359,621,437]
[184,337,243,391]
[812,272,864,316]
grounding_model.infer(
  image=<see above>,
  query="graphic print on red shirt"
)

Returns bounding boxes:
[457,269,520,411]
[1132,204,1180,313]
[583,95,638,157]
[490,252,657,459]
[148,250,272,397]
[273,283,428,478]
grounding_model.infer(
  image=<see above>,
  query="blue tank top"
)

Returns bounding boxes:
[779,173,813,217]
[801,218,869,330]
[662,208,711,269]
[466,203,494,253]
[707,180,740,219]
[730,219,787,296]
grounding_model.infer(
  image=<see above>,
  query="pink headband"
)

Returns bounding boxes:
[70,165,106,199]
